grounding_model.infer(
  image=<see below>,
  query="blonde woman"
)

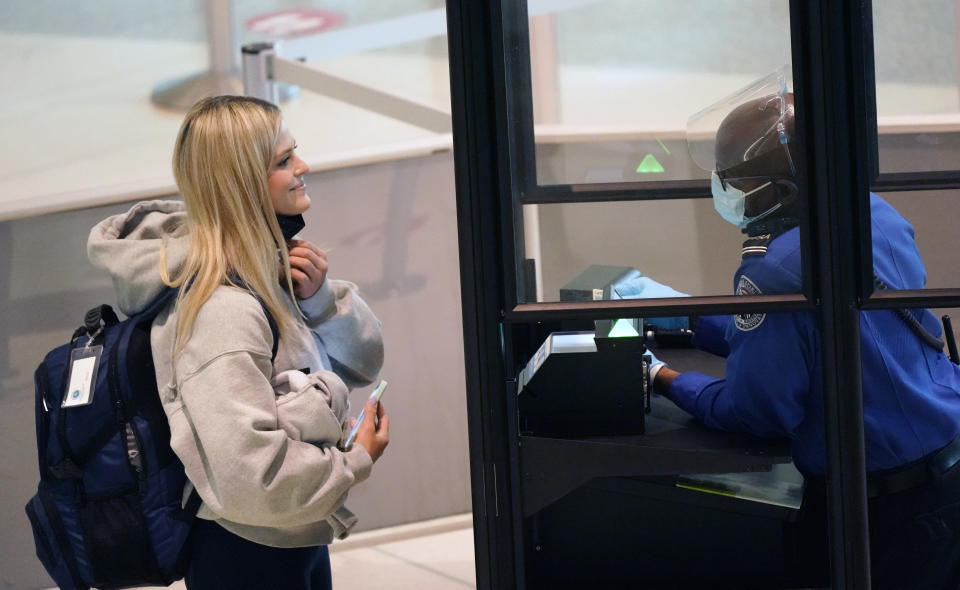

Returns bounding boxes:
[87,95,389,589]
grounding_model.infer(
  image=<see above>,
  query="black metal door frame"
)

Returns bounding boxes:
[446,1,960,588]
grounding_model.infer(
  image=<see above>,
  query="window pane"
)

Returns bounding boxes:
[874,190,960,345]
[529,0,791,186]
[875,190,960,289]
[855,190,960,585]
[521,198,765,303]
[873,1,960,174]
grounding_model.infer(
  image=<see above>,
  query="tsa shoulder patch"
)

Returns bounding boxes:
[735,275,765,331]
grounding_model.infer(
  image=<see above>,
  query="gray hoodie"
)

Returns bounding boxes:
[87,200,384,548]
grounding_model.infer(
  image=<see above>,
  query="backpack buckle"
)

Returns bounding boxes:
[83,307,101,332]
[81,305,119,346]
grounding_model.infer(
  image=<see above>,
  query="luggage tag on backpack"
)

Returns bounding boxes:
[62,345,103,408]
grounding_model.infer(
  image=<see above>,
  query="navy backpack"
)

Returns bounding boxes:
[25,287,277,590]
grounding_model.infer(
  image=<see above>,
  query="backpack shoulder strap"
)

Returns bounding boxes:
[223,278,279,363]
[140,287,179,320]
[155,283,278,370]
[262,303,279,362]
[169,287,278,522]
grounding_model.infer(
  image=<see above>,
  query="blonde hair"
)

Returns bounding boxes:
[162,95,299,354]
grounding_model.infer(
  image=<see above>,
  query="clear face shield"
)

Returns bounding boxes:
[687,66,797,228]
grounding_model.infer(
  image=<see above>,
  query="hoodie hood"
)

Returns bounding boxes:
[88,200,190,316]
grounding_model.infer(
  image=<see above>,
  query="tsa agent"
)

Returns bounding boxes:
[647,70,960,589]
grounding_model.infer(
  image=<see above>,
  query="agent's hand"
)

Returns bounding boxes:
[652,366,680,397]
[633,276,689,299]
[646,348,680,396]
[646,348,667,384]
[287,239,328,299]
[352,399,389,463]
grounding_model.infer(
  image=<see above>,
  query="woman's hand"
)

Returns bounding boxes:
[352,399,390,463]
[286,239,328,299]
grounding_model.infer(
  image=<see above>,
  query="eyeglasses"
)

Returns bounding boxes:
[715,141,796,191]
[715,170,777,193]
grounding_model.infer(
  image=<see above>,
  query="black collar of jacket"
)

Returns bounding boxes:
[744,216,799,238]
[741,217,799,259]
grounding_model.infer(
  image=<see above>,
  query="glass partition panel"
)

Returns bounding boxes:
[855,193,960,583]
[875,190,960,344]
[529,0,791,186]
[520,198,784,304]
[873,1,960,174]
[534,135,698,185]
[879,190,960,290]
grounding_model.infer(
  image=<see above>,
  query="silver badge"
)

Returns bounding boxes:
[735,275,766,331]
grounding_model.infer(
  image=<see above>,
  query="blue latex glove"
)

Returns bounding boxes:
[614,275,691,331]
[645,348,667,384]
[614,273,689,299]
[615,276,689,299]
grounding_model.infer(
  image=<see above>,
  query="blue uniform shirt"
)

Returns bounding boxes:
[669,194,960,475]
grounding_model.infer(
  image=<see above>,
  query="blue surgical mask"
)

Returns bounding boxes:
[711,171,775,229]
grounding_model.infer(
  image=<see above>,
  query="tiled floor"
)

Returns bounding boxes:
[117,515,476,590]
[329,526,476,589]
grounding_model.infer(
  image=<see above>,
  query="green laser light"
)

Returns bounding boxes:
[636,153,665,174]
[608,318,640,338]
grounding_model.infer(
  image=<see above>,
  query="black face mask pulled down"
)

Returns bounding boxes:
[276,214,306,241]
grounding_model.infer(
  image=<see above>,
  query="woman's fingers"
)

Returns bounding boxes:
[375,402,389,437]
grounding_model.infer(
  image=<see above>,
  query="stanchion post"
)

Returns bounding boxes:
[242,43,278,104]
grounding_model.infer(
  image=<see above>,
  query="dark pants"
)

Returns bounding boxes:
[184,519,332,590]
[794,460,960,590]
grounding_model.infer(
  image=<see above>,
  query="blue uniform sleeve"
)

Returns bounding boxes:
[870,194,928,290]
[668,311,816,438]
[668,230,813,439]
[691,315,731,357]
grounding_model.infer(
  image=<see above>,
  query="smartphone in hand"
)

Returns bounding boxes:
[344,380,387,449]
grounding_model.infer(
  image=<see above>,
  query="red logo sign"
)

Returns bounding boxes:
[245,9,345,39]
